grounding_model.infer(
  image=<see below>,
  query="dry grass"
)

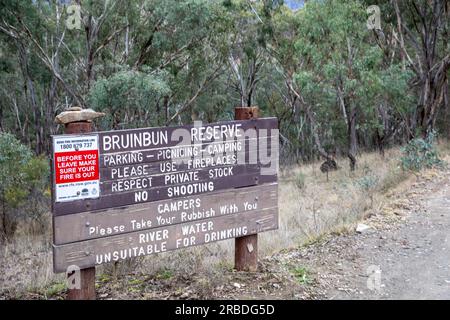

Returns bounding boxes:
[0,233,65,298]
[265,147,412,252]
[1,144,448,298]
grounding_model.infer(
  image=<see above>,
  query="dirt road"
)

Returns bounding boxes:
[69,166,450,300]
[283,168,450,300]
[3,166,449,300]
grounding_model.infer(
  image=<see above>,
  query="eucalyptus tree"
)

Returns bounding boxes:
[221,0,281,108]
[89,0,230,128]
[269,0,412,169]
[0,0,131,152]
[267,4,332,162]
[390,0,449,138]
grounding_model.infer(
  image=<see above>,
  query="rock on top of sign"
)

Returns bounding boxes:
[55,107,105,124]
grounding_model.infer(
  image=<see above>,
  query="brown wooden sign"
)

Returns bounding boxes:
[51,118,279,273]
[52,118,278,216]
[53,206,278,273]
[53,183,277,245]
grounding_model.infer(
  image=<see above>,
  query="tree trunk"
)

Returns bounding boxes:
[393,0,449,139]
[348,106,357,171]
[304,105,330,160]
[376,103,390,157]
[375,130,385,158]
[0,101,4,132]
[1,192,6,242]
[17,41,43,155]
[418,64,449,137]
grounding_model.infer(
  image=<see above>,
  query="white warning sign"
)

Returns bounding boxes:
[53,135,100,202]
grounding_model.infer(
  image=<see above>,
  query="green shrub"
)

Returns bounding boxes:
[357,174,379,191]
[294,172,306,189]
[355,166,379,207]
[400,132,444,172]
[290,266,312,285]
[0,133,49,240]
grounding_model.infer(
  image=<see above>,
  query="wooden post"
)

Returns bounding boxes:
[234,106,259,272]
[63,118,97,300]
[67,266,96,300]
[53,107,103,299]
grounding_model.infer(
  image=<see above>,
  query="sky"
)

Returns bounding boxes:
[284,0,306,11]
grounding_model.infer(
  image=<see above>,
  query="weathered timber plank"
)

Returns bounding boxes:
[53,173,277,215]
[98,118,277,153]
[51,118,277,154]
[98,135,277,168]
[53,207,278,273]
[100,163,267,195]
[53,183,278,245]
